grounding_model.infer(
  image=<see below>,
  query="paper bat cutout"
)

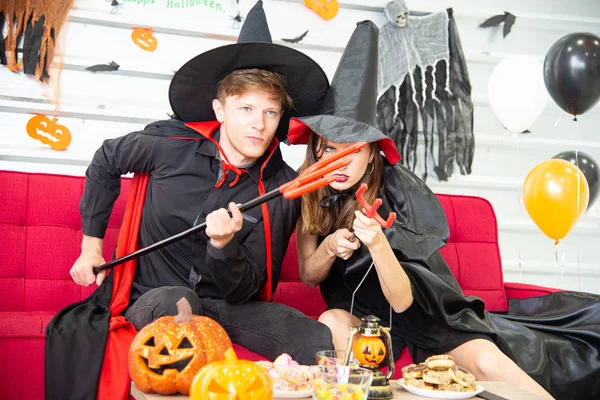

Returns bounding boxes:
[281,30,309,44]
[479,11,516,38]
[85,61,120,72]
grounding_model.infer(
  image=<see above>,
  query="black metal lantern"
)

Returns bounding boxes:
[343,315,394,399]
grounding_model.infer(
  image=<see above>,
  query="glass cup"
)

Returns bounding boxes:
[315,350,359,373]
[310,365,374,400]
[316,350,346,368]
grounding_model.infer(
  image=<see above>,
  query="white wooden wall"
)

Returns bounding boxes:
[1,0,599,293]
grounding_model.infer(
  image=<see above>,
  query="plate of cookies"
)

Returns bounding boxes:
[398,355,484,399]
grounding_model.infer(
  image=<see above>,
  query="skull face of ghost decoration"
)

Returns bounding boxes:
[396,10,408,27]
[385,0,409,28]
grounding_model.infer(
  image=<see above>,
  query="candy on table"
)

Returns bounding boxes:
[317,355,358,374]
[313,380,366,400]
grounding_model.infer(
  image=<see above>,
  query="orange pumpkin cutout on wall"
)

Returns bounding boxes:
[353,335,387,367]
[304,0,339,20]
[131,27,158,51]
[190,348,273,400]
[26,115,72,151]
[128,298,232,395]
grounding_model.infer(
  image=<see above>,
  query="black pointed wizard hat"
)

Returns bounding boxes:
[168,1,329,141]
[287,20,401,164]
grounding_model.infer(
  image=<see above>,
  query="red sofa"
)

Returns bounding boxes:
[0,170,560,400]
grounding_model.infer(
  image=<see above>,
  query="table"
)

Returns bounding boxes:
[131,380,548,399]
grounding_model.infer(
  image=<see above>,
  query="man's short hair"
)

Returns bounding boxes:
[216,69,294,111]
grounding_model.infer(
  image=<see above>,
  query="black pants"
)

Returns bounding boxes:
[124,286,334,365]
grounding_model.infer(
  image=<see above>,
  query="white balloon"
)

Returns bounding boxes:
[488,56,549,133]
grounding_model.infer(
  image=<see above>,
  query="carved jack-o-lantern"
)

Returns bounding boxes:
[128,298,232,395]
[190,348,272,400]
[26,115,71,151]
[131,27,158,51]
[353,336,387,367]
[304,0,339,20]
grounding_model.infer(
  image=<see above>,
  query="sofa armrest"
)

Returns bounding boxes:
[504,282,563,300]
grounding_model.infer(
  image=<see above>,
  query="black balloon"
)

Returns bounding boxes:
[553,150,599,211]
[543,33,600,116]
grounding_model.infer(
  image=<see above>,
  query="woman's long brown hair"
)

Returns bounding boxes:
[299,133,384,236]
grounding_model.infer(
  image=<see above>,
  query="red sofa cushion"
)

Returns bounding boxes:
[436,195,509,312]
[504,282,561,299]
[0,171,130,312]
[273,238,327,318]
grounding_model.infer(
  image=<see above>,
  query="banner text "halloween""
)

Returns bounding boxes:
[166,0,223,10]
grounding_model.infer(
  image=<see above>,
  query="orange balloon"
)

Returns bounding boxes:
[523,159,589,243]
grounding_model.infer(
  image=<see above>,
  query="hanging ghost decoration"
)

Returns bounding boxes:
[377,0,474,181]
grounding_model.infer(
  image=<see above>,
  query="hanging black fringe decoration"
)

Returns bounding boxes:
[377,8,474,182]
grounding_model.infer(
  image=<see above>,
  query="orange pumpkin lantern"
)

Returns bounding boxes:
[26,115,71,151]
[353,335,387,367]
[131,28,158,51]
[304,0,339,20]
[128,298,232,395]
[190,348,272,400]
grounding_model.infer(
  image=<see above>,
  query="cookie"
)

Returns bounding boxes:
[422,368,453,385]
[450,365,476,387]
[437,382,465,392]
[404,378,435,390]
[401,363,427,379]
[425,354,455,370]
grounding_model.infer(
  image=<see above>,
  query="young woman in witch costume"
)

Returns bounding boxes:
[287,21,599,400]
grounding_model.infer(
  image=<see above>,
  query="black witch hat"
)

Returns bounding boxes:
[168,1,329,141]
[287,20,400,164]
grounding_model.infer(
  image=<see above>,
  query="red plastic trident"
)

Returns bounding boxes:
[355,183,396,228]
[347,183,396,243]
[93,142,367,275]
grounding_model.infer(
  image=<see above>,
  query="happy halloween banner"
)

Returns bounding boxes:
[118,0,226,10]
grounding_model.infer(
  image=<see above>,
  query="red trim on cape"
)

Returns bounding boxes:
[184,120,221,139]
[185,121,248,188]
[97,173,149,400]
[256,137,279,302]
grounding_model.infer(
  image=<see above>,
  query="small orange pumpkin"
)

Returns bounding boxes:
[26,115,71,151]
[190,348,273,400]
[128,298,232,395]
[353,335,387,367]
[131,27,158,51]
[304,0,339,20]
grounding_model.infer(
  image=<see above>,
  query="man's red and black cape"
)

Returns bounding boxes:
[45,170,147,400]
